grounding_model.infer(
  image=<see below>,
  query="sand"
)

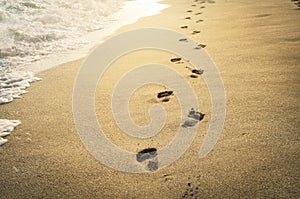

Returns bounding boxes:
[0,0,299,198]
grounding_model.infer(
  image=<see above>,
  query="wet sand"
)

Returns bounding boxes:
[0,0,299,198]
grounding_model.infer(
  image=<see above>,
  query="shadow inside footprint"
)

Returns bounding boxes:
[194,44,206,49]
[254,14,271,18]
[157,91,173,98]
[192,30,201,34]
[179,38,188,42]
[180,25,188,29]
[185,17,191,19]
[192,69,204,75]
[136,148,157,162]
[182,119,198,128]
[188,108,205,121]
[196,19,204,23]
[147,161,158,171]
[187,10,193,12]
[190,74,198,78]
[162,98,170,102]
[170,57,182,62]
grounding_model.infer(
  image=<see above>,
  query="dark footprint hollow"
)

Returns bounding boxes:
[192,69,204,75]
[180,25,188,29]
[179,38,188,42]
[157,91,173,98]
[162,98,170,102]
[190,74,198,78]
[136,148,157,162]
[182,119,198,128]
[188,108,205,121]
[192,30,201,34]
[194,44,206,49]
[185,17,191,19]
[196,19,203,23]
[147,161,158,171]
[170,57,182,62]
[254,14,271,18]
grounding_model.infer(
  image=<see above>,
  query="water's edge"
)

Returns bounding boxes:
[0,0,170,146]
[23,0,170,74]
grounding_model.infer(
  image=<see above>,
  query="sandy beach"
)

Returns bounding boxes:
[0,0,299,198]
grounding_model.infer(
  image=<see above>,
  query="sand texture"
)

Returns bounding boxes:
[0,0,299,198]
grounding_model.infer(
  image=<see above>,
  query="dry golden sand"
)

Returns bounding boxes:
[0,0,299,198]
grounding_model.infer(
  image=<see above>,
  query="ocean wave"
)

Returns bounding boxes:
[0,0,124,68]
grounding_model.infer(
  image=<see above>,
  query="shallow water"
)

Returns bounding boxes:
[0,0,169,71]
[0,0,123,68]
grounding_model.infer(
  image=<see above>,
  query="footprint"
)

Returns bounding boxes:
[186,10,193,12]
[254,14,271,18]
[191,69,204,75]
[182,119,198,128]
[185,16,191,19]
[147,160,158,171]
[182,108,205,128]
[191,4,196,7]
[136,148,157,162]
[188,108,205,121]
[157,90,173,98]
[170,57,182,63]
[200,6,205,9]
[207,0,216,3]
[180,25,188,29]
[179,38,188,42]
[186,67,204,77]
[157,91,173,103]
[192,30,201,34]
[196,19,203,23]
[136,148,159,172]
[161,98,170,103]
[195,12,202,15]
[190,74,199,78]
[194,44,206,49]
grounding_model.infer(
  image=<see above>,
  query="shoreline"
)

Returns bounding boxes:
[0,0,170,144]
[1,0,299,198]
[21,0,170,74]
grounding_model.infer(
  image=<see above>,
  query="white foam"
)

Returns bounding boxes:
[0,67,38,146]
[0,119,21,146]
[11,0,170,73]
[1,0,169,73]
[0,67,41,105]
[0,0,125,68]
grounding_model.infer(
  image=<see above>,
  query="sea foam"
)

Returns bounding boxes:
[0,119,21,146]
[0,0,125,68]
[0,67,41,105]
[0,67,40,146]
